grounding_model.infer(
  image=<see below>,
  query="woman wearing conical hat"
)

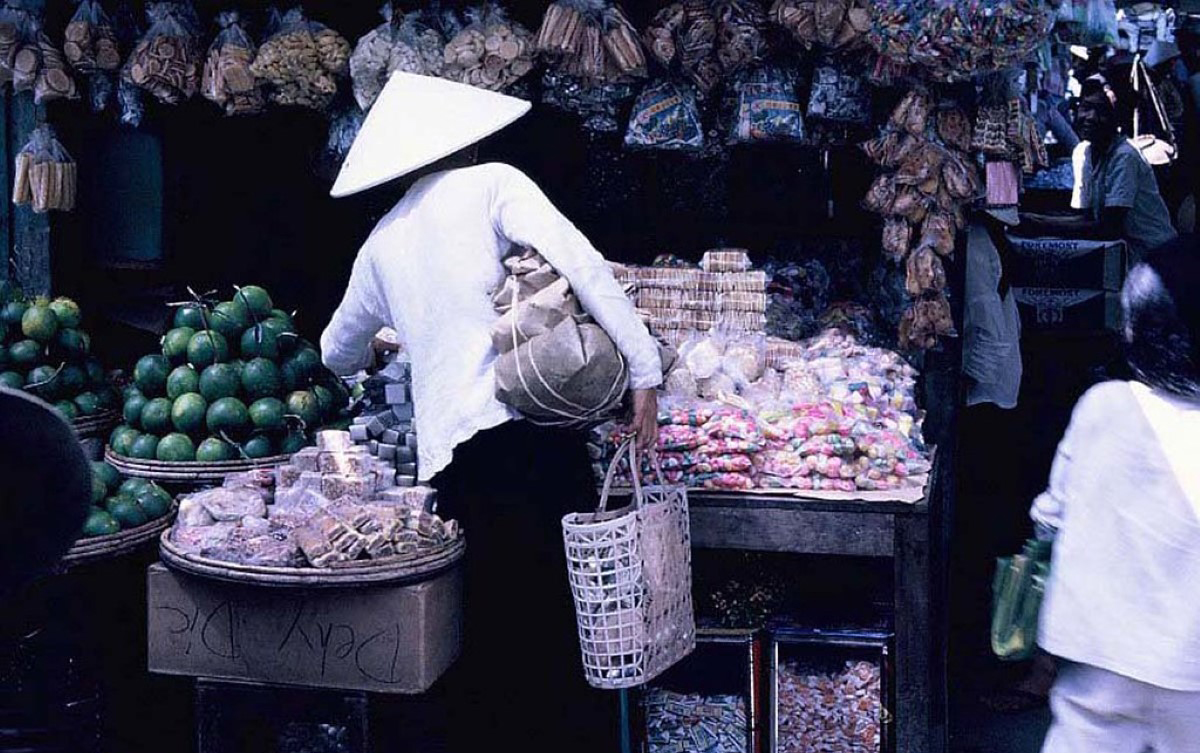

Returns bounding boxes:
[322,73,661,752]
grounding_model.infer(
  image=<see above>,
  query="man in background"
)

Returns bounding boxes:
[1022,77,1177,263]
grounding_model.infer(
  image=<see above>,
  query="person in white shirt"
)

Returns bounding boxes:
[322,74,662,752]
[1024,77,1178,264]
[1032,238,1200,753]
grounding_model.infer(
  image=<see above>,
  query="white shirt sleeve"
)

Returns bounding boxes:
[320,247,388,376]
[489,164,663,389]
[1071,141,1091,211]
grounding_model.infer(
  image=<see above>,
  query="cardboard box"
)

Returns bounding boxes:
[1005,236,1126,291]
[1013,287,1121,333]
[147,563,462,694]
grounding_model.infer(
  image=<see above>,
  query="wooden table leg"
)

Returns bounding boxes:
[894,513,945,753]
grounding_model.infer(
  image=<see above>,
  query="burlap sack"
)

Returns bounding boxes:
[495,315,628,424]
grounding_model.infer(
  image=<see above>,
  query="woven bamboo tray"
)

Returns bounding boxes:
[61,505,178,568]
[105,447,290,484]
[72,409,120,439]
[159,532,466,588]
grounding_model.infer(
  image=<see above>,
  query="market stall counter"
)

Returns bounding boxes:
[608,449,947,753]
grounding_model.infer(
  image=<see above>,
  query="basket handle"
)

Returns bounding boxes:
[598,439,666,513]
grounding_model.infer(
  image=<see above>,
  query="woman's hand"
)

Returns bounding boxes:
[630,389,659,452]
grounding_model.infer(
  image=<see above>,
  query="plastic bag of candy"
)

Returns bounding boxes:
[699,437,764,455]
[721,334,767,385]
[658,423,708,451]
[796,434,857,457]
[691,453,754,474]
[624,78,704,151]
[658,399,717,427]
[689,471,756,491]
[704,409,763,441]
[725,64,805,145]
[753,449,807,478]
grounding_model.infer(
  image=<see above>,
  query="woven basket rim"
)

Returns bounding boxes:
[159,530,466,588]
[62,504,178,566]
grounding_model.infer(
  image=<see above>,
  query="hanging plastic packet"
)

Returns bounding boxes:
[806,61,870,124]
[725,65,804,144]
[251,7,350,111]
[351,6,444,111]
[33,21,79,104]
[713,0,768,76]
[202,11,263,116]
[317,102,366,181]
[624,78,704,150]
[646,0,722,96]
[64,0,121,112]
[350,3,402,110]
[12,124,76,213]
[110,0,142,124]
[9,13,41,92]
[0,2,35,89]
[124,2,201,104]
[443,4,535,92]
[64,0,121,73]
[541,69,637,132]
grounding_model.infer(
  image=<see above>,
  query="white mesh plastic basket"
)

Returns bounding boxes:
[562,441,696,689]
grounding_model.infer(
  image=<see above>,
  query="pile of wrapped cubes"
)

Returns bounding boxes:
[349,360,419,487]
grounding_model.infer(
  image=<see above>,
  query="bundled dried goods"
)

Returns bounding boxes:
[64,0,120,74]
[350,5,445,110]
[12,125,76,213]
[537,1,645,82]
[202,11,263,115]
[867,0,1055,81]
[770,0,870,51]
[123,2,201,104]
[443,5,534,91]
[251,7,350,111]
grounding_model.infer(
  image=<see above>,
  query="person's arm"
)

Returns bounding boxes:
[320,249,388,376]
[489,164,663,445]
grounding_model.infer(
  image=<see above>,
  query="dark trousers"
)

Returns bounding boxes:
[431,421,619,753]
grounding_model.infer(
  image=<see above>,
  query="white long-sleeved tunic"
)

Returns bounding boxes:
[321,163,663,481]
[1031,380,1200,691]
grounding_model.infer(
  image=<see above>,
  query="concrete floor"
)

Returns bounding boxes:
[951,696,1051,753]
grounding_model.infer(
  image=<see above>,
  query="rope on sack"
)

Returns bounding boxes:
[506,275,628,428]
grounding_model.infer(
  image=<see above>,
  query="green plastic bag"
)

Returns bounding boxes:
[991,539,1051,662]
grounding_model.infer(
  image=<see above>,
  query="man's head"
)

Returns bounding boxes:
[1122,237,1200,400]
[1075,76,1118,144]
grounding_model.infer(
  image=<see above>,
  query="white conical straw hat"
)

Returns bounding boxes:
[331,72,532,198]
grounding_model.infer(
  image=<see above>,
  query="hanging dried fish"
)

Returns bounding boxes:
[881,217,911,262]
[920,212,957,257]
[905,245,946,296]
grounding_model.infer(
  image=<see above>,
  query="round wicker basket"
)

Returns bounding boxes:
[104,447,289,484]
[72,409,120,439]
[60,505,178,568]
[159,531,465,588]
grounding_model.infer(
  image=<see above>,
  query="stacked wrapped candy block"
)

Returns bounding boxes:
[348,359,420,487]
[613,250,768,349]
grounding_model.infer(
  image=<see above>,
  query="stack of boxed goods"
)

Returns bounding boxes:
[348,359,420,486]
[166,430,449,568]
[617,250,768,348]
